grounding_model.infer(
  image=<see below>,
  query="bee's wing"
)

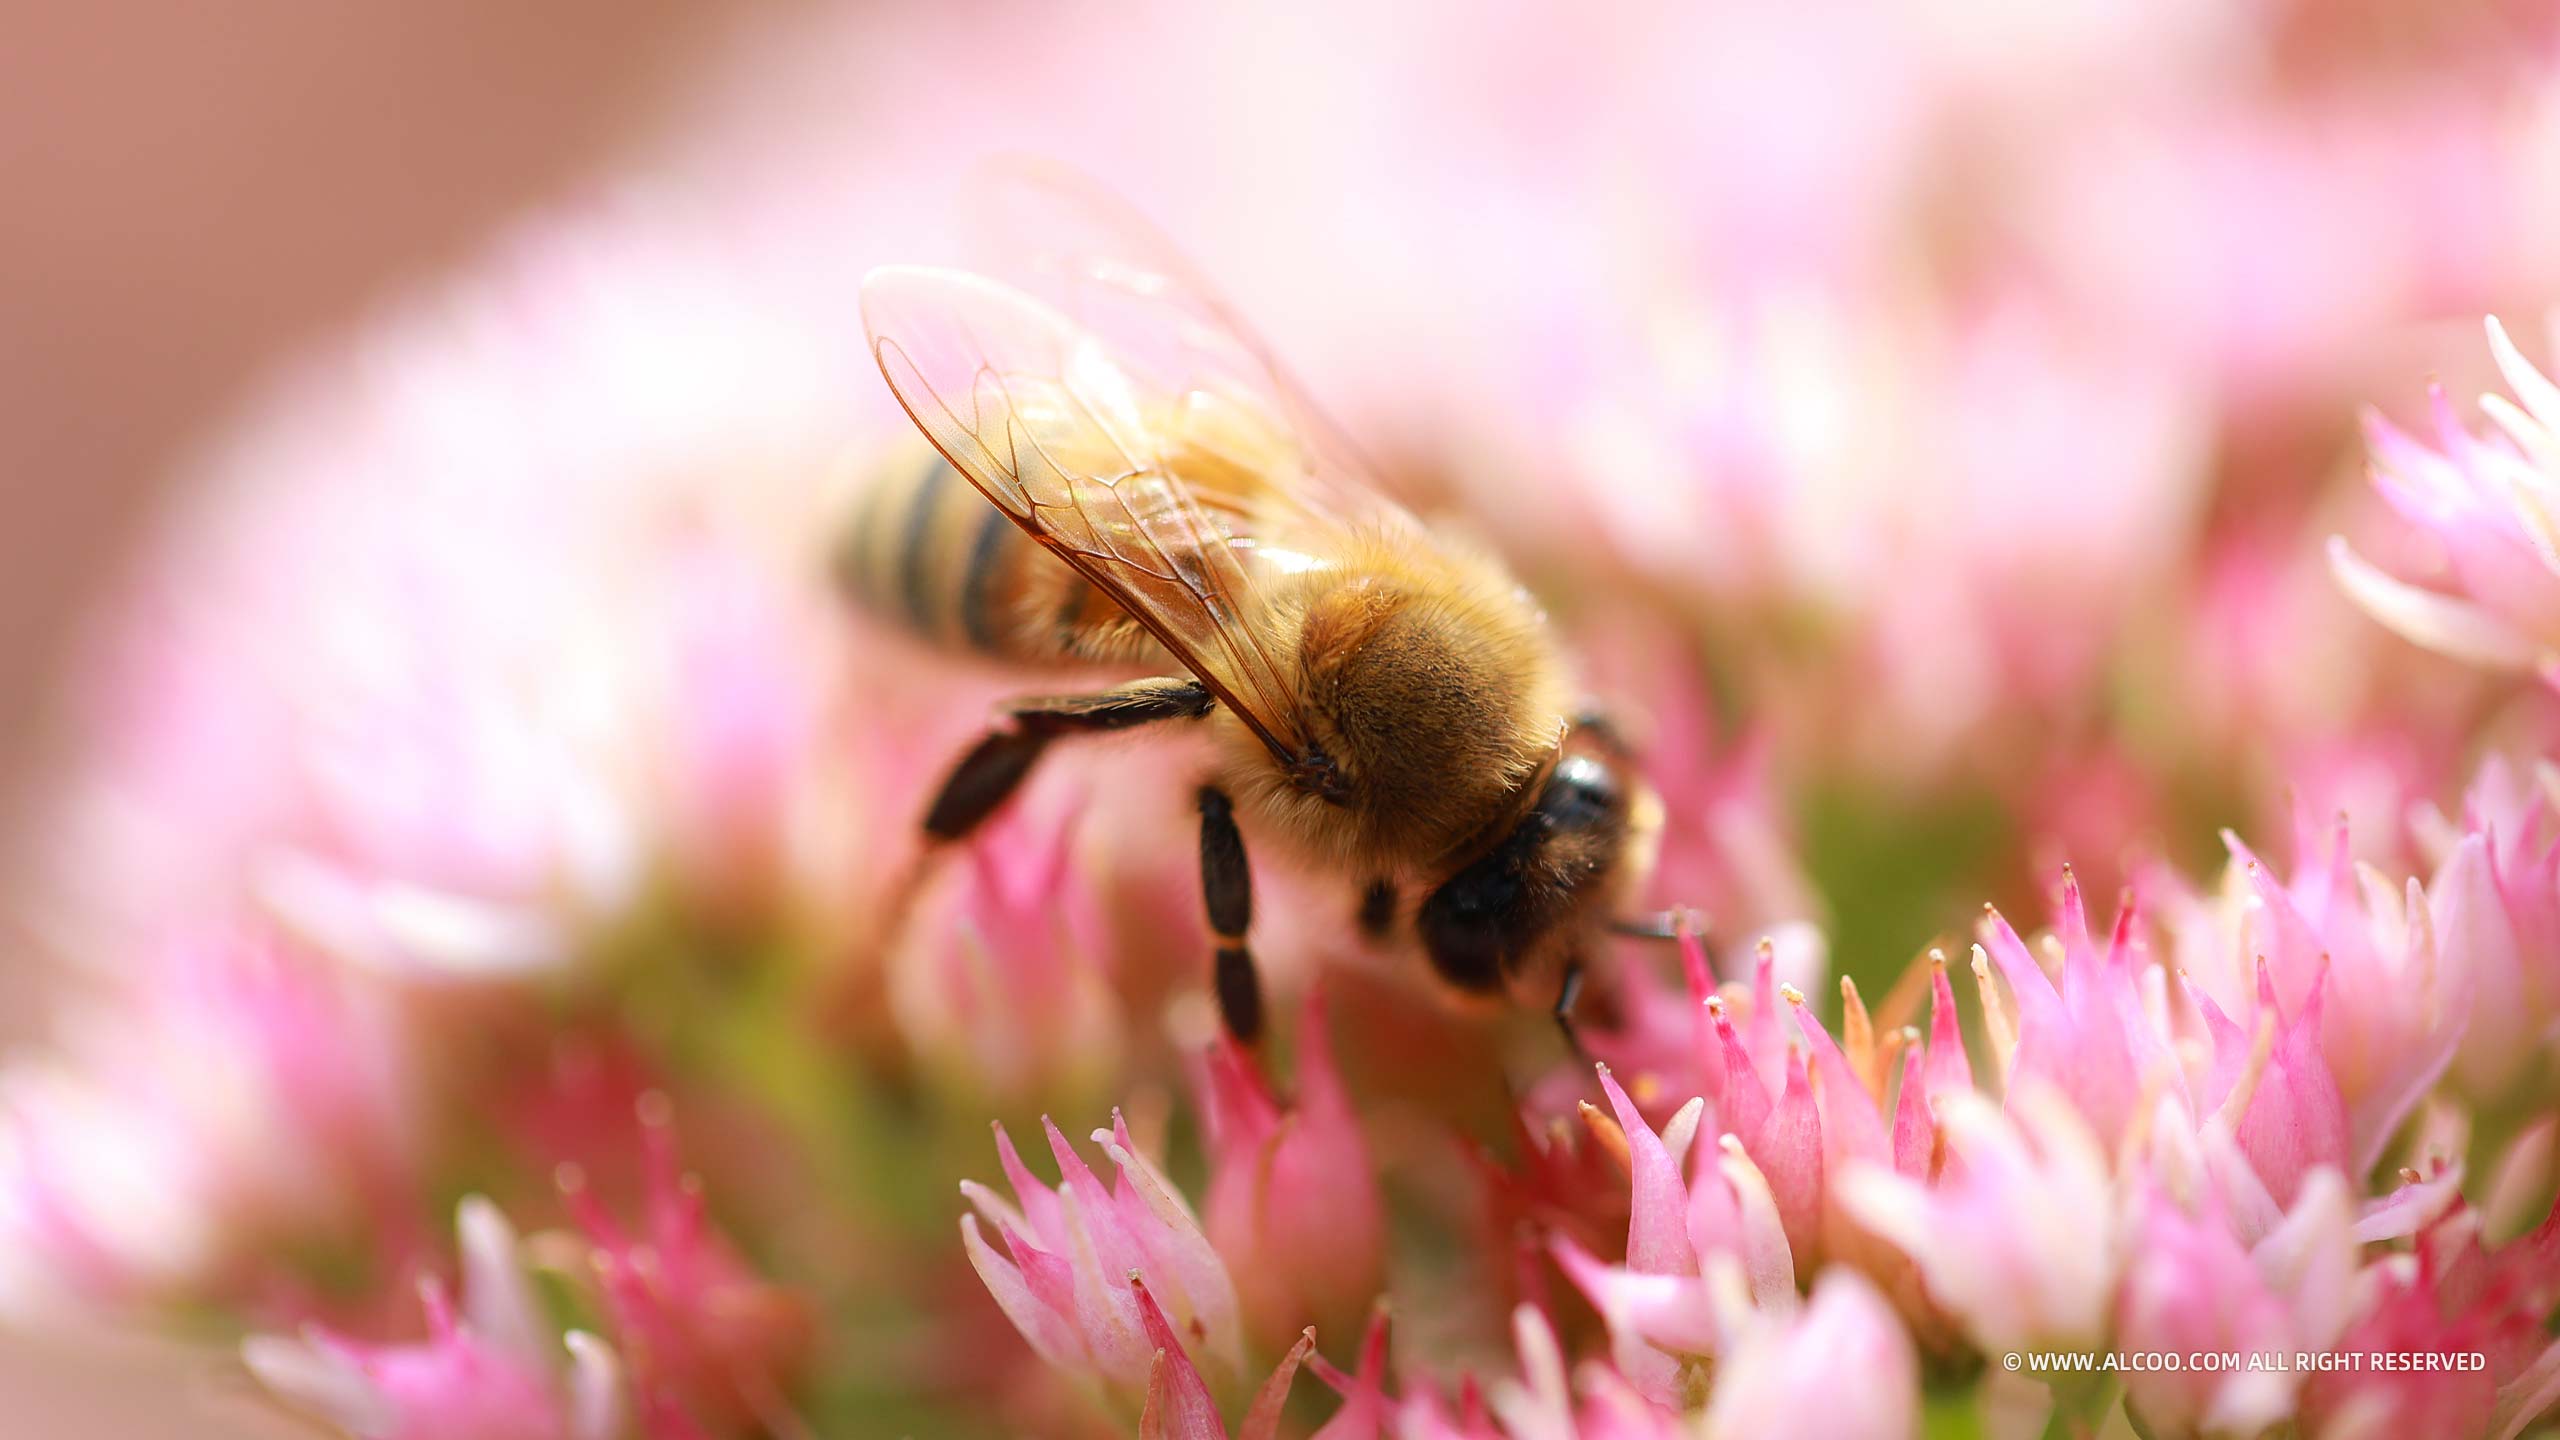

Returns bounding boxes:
[956,158,1418,534]
[860,264,1312,761]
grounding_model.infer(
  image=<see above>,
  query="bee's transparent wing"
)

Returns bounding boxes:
[860,264,1310,761]
[959,158,1419,535]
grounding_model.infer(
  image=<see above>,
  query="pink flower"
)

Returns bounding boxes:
[2302,1189,2560,1440]
[42,211,874,987]
[1393,1377,1505,1440]
[2331,315,2560,672]
[1131,1275,1318,1440]
[555,1097,808,1434]
[244,1198,629,1440]
[0,922,416,1312]
[1839,1085,2120,1356]
[1974,854,2414,1217]
[1576,919,1828,1127]
[1699,1268,1918,1440]
[958,1113,1242,1405]
[197,497,656,979]
[2416,754,2560,1107]
[2113,1173,2356,1437]
[1300,1310,1391,1440]
[1973,870,2174,1151]
[1548,1064,1811,1404]
[887,783,1148,1101]
[2169,957,2352,1219]
[1192,987,1385,1352]
[1556,930,1936,1389]
[2154,813,2466,1173]
[1483,1304,1690,1440]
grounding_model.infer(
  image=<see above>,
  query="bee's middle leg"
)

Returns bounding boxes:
[1196,784,1264,1043]
[919,677,1213,840]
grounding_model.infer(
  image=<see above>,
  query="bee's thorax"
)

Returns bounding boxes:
[1228,536,1570,873]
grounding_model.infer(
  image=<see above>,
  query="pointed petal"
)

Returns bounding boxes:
[455,1196,545,1367]
[563,1331,628,1440]
[1095,1123,1241,1367]
[2255,1169,2356,1355]
[241,1336,395,1437]
[1716,1136,1799,1313]
[993,1121,1063,1240]
[1890,1046,1935,1180]
[1926,954,1973,1099]
[1752,1051,1825,1264]
[1487,1306,1575,1440]
[1599,1066,1697,1276]
[2488,315,2560,443]
[2356,1165,2466,1244]
[1709,1001,1772,1140]
[1792,992,1888,1169]
[1133,1277,1226,1440]
[960,1214,1083,1371]
[1547,1238,1693,1406]
[1239,1329,1318,1440]
[1551,1234,1719,1359]
[2329,535,2537,669]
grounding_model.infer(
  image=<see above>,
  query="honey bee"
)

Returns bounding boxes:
[843,163,1673,1042]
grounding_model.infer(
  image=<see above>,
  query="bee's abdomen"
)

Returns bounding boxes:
[834,446,1143,667]
[835,447,1034,656]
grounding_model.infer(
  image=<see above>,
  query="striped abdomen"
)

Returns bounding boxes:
[835,445,1157,668]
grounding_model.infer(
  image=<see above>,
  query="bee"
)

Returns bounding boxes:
[843,163,1673,1043]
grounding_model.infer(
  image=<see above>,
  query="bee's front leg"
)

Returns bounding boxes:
[1196,785,1264,1043]
[1552,956,1588,1061]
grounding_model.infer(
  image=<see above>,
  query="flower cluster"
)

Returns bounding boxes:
[0,923,416,1314]
[925,569,2560,1432]
[243,1105,804,1440]
[2334,318,2560,677]
[244,1199,633,1440]
[934,772,2560,1437]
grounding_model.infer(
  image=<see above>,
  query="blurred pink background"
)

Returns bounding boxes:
[0,2,746,821]
[0,5,736,1433]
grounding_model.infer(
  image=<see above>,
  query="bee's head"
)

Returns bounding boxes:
[1414,737,1647,998]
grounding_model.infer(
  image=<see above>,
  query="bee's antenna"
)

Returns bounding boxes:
[1607,908,1708,943]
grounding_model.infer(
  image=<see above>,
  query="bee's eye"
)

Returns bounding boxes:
[1544,753,1619,825]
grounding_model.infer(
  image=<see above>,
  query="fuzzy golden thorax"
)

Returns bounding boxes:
[1215,532,1571,875]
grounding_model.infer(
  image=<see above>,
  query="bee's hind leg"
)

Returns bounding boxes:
[839,679,1215,1054]
[1196,785,1265,1044]
[920,677,1214,840]
[921,730,1050,841]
